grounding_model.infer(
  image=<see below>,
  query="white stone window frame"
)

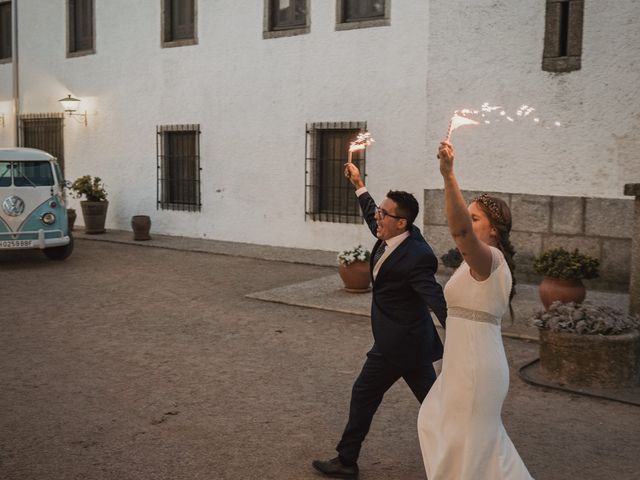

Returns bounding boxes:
[263,0,310,40]
[335,0,390,32]
[161,0,198,49]
[66,0,96,59]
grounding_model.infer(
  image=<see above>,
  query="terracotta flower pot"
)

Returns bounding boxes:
[338,261,371,293]
[67,208,77,231]
[131,215,151,241]
[539,277,586,310]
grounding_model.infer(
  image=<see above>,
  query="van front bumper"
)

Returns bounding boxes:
[0,229,70,249]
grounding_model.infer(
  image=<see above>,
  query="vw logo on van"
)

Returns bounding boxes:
[2,195,25,217]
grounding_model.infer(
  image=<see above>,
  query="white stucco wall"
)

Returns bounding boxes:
[0,0,433,251]
[1,1,638,252]
[0,64,13,146]
[425,0,640,199]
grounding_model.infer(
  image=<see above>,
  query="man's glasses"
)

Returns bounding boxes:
[375,206,404,220]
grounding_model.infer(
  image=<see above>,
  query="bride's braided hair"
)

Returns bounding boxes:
[473,194,517,319]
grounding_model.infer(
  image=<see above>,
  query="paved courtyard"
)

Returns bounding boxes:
[1,239,639,480]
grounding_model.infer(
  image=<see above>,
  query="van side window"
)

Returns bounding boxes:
[54,163,64,186]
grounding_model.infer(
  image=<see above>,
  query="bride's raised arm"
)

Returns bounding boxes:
[437,141,494,280]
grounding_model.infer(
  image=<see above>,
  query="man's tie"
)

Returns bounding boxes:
[372,241,387,266]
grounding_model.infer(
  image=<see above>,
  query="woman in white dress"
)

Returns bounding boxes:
[417,141,534,479]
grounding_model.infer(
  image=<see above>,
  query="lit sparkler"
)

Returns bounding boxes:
[443,102,562,141]
[444,113,480,142]
[348,131,375,163]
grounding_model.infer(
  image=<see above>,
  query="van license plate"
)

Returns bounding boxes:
[0,240,34,248]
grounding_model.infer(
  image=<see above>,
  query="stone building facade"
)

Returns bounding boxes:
[424,189,634,288]
[0,1,638,288]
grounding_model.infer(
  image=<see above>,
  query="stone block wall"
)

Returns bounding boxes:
[423,190,633,291]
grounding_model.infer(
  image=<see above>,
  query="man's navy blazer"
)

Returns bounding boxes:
[359,191,447,368]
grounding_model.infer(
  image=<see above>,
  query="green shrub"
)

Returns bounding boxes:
[533,248,599,280]
[70,175,108,202]
[441,248,463,269]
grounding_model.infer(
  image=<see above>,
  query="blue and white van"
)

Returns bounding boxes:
[0,148,73,260]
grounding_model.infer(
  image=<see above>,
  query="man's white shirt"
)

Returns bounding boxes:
[355,187,410,280]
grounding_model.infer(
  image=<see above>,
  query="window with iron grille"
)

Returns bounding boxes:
[336,0,390,31]
[162,0,197,47]
[264,0,309,39]
[543,0,583,72]
[157,125,201,212]
[305,122,367,224]
[0,1,11,62]
[19,113,65,174]
[67,0,95,56]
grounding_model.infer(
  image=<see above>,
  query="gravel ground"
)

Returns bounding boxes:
[1,240,638,480]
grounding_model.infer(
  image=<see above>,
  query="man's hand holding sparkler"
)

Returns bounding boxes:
[344,162,365,190]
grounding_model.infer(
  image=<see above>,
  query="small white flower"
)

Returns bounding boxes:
[339,245,371,265]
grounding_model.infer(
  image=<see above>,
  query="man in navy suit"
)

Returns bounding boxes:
[313,162,447,479]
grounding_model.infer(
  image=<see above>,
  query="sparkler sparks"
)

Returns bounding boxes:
[349,132,375,152]
[347,131,375,163]
[443,102,563,141]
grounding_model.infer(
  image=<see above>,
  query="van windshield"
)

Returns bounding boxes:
[0,161,55,187]
[0,162,11,187]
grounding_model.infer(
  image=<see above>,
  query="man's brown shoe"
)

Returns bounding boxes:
[312,457,359,479]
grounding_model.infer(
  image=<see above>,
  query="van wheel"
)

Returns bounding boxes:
[43,234,74,261]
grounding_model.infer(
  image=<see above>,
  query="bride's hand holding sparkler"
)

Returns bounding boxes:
[344,162,365,189]
[438,141,455,178]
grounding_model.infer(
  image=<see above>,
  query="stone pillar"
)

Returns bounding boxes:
[624,184,640,315]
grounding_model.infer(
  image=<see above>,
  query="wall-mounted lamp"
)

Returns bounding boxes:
[58,94,88,126]
[0,114,4,128]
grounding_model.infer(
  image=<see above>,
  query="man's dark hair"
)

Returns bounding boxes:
[386,190,419,227]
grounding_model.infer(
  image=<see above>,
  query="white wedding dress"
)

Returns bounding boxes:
[418,246,533,479]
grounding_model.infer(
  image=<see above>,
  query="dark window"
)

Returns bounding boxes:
[343,0,385,22]
[68,0,94,54]
[0,162,55,187]
[12,162,55,187]
[157,125,201,212]
[19,114,65,174]
[163,0,196,43]
[305,123,367,224]
[543,0,583,72]
[0,162,11,186]
[0,1,11,61]
[271,0,307,30]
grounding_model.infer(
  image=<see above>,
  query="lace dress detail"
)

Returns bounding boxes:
[417,247,534,480]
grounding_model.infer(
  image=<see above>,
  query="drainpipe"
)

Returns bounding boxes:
[12,0,19,146]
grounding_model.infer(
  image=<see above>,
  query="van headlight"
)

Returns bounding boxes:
[41,213,56,225]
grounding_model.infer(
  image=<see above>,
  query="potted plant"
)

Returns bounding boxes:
[337,245,371,292]
[531,302,640,388]
[533,247,599,309]
[70,175,109,234]
[440,247,463,274]
[67,208,77,231]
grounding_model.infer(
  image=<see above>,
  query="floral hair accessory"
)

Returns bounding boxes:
[473,193,506,224]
